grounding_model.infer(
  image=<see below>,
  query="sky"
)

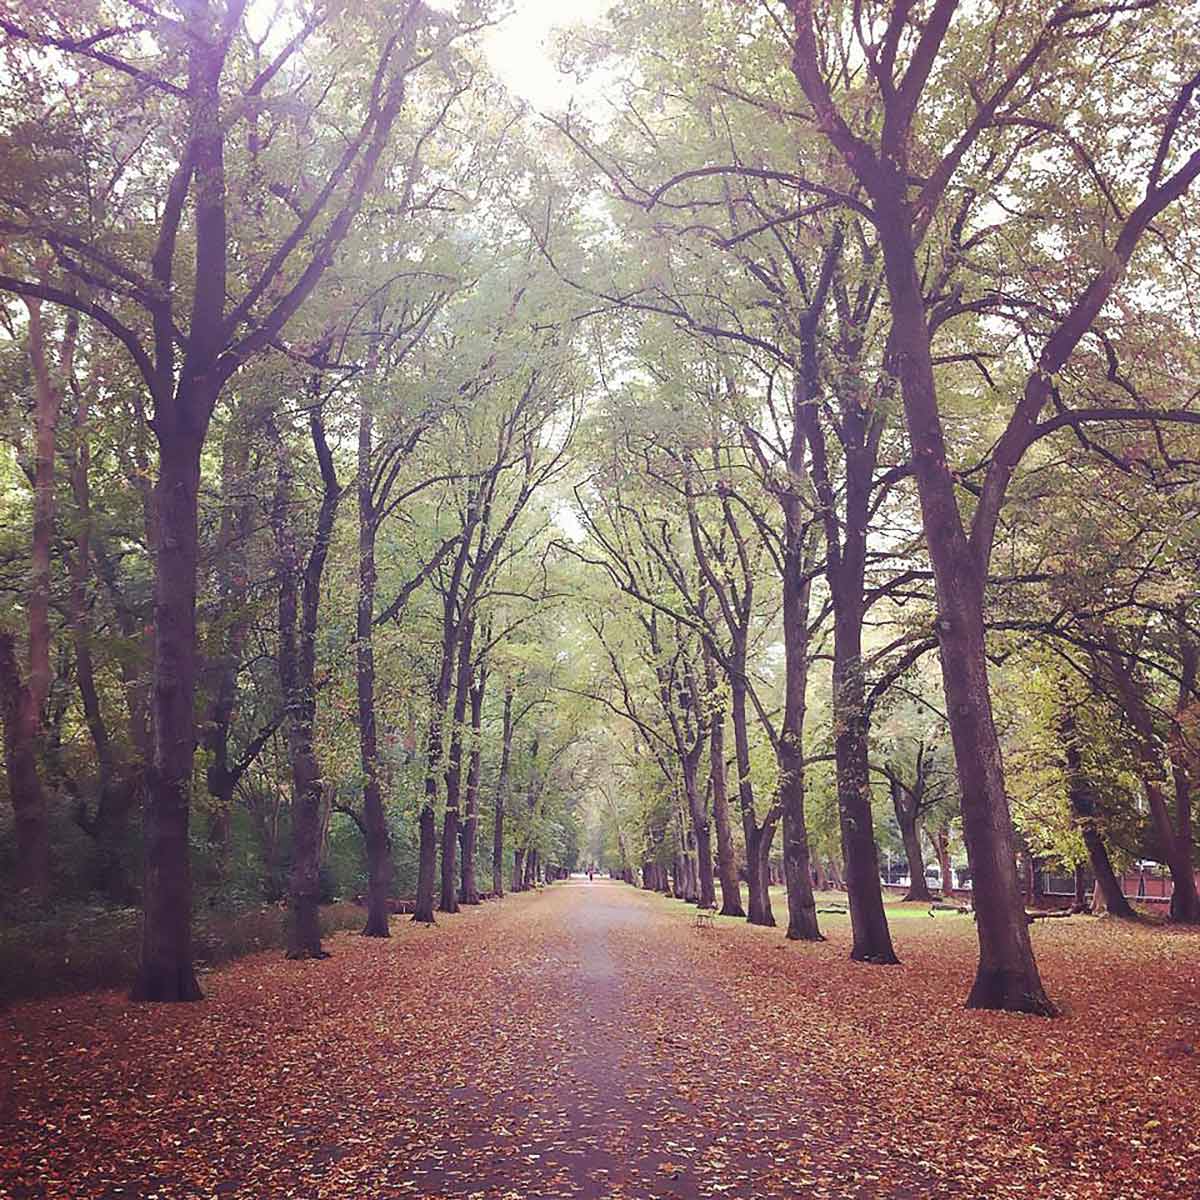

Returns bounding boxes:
[431,0,614,111]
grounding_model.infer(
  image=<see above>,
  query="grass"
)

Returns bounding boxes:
[0,900,365,1005]
[659,884,1168,937]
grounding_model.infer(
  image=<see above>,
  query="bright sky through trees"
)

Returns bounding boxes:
[430,0,612,108]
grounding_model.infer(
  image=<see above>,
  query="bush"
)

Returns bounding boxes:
[0,901,364,1006]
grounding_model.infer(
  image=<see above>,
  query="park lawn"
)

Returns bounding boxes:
[646,885,1200,1194]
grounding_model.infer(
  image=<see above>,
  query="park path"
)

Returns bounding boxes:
[6,880,1200,1199]
[1,881,932,1200]
[398,878,897,1200]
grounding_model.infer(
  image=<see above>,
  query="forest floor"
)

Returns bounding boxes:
[2,880,1199,1200]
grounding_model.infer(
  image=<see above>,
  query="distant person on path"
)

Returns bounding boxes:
[588,867,594,882]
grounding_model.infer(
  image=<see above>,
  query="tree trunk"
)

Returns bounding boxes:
[892,779,933,903]
[0,632,50,902]
[744,824,776,927]
[415,760,443,924]
[707,701,744,916]
[693,820,715,908]
[778,514,821,942]
[1072,864,1088,912]
[200,416,253,886]
[440,622,475,913]
[1102,653,1199,923]
[682,760,715,908]
[416,526,474,924]
[357,402,391,938]
[933,828,954,898]
[512,847,526,893]
[65,378,139,904]
[780,735,820,940]
[731,676,774,926]
[516,737,540,893]
[24,299,64,726]
[795,294,895,954]
[460,663,486,905]
[1031,854,1046,905]
[1167,763,1200,923]
[273,414,340,961]
[1145,776,1199,923]
[415,689,450,926]
[132,427,205,1000]
[493,689,513,897]
[874,199,1053,1013]
[3,302,69,906]
[413,800,438,922]
[832,612,897,962]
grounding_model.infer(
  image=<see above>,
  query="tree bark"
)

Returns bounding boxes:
[132,422,206,1000]
[273,413,340,961]
[0,632,50,901]
[68,376,143,904]
[933,827,954,898]
[356,397,392,938]
[1168,762,1199,923]
[67,373,136,901]
[788,10,1056,1012]
[730,676,775,926]
[24,299,64,723]
[200,415,254,885]
[746,832,774,923]
[828,555,896,958]
[681,759,715,908]
[492,688,513,897]
[414,537,474,925]
[708,704,744,916]
[891,778,934,903]
[872,198,1050,1009]
[778,494,821,942]
[459,660,486,905]
[3,300,72,907]
[1102,654,1200,923]
[440,621,475,914]
[414,800,438,922]
[780,733,820,940]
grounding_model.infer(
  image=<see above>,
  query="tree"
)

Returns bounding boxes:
[788,0,1200,1013]
[0,0,486,999]
[271,403,341,960]
[881,739,949,903]
[0,630,48,900]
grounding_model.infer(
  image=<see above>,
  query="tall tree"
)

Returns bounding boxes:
[272,406,342,960]
[0,0,481,999]
[788,0,1200,1013]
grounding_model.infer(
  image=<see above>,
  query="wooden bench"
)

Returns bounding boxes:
[693,903,718,930]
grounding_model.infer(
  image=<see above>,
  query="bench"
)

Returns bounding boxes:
[693,903,718,930]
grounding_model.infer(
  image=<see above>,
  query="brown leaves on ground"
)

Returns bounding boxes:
[1,883,1198,1200]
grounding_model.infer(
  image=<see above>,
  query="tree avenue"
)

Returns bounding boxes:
[2,0,1200,1046]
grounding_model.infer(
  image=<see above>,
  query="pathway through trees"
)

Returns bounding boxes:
[3,883,1198,1199]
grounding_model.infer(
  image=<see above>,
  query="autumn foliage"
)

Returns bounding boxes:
[3,883,1198,1199]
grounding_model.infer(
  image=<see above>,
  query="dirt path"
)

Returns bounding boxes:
[3,880,1199,1199]
[405,879,879,1200]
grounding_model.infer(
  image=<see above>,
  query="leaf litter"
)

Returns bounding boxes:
[2,883,1198,1199]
